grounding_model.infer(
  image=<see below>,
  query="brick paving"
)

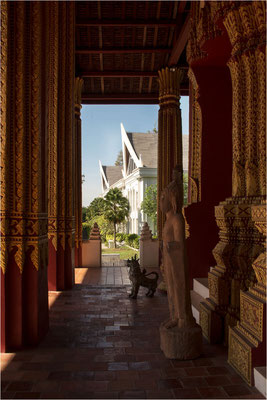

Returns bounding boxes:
[1,267,264,399]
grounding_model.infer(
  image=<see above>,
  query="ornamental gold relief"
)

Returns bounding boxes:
[188,69,202,203]
[228,328,251,385]
[199,306,209,339]
[252,2,266,38]
[0,1,8,212]
[252,254,266,287]
[0,239,8,274]
[240,292,263,341]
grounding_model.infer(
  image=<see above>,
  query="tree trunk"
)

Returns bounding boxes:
[114,222,116,248]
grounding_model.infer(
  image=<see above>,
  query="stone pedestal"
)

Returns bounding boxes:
[139,222,159,269]
[160,322,202,360]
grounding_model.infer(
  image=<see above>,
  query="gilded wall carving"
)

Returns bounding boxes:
[1,2,49,273]
[188,68,201,203]
[224,2,266,198]
[47,2,75,257]
[48,2,59,252]
[228,329,251,385]
[189,2,266,355]
[240,293,263,342]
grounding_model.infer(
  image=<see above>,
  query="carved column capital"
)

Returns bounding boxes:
[157,67,183,240]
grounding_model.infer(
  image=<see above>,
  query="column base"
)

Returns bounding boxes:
[200,300,223,343]
[228,287,266,386]
[160,321,202,359]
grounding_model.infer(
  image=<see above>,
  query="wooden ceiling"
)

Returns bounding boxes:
[75,1,190,104]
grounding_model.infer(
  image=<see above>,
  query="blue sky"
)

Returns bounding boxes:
[81,97,189,206]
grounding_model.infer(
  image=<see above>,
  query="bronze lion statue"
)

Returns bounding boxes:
[127,254,159,299]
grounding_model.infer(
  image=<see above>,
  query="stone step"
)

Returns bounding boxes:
[193,277,209,299]
[190,290,204,324]
[254,366,266,397]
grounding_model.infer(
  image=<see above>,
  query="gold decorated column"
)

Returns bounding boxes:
[47,1,75,290]
[74,77,83,267]
[0,1,49,350]
[157,67,184,241]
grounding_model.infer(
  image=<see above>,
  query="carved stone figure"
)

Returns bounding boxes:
[159,167,202,359]
[127,255,159,299]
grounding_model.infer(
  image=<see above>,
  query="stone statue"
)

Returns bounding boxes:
[159,167,202,359]
[127,255,159,299]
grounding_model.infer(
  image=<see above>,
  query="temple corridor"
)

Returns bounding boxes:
[1,268,264,399]
[1,1,266,396]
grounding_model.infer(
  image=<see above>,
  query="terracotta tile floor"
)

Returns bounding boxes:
[1,267,264,399]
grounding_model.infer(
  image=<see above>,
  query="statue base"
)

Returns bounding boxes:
[160,322,202,359]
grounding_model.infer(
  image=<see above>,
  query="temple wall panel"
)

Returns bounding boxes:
[187,0,266,385]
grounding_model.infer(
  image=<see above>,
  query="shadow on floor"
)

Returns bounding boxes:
[1,268,264,399]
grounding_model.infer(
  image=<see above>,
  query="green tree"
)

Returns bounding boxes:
[141,184,157,233]
[104,188,130,248]
[86,197,105,221]
[115,150,123,166]
[88,214,113,241]
[147,121,158,134]
[82,207,88,222]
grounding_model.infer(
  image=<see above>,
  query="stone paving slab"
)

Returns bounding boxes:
[1,271,264,399]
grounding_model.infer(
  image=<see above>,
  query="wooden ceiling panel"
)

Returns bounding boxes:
[75,1,190,104]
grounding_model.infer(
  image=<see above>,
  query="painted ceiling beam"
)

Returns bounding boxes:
[81,89,189,104]
[76,20,177,27]
[168,14,190,67]
[80,71,158,78]
[76,48,171,55]
[82,94,159,101]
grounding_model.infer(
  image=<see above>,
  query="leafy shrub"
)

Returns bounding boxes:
[105,234,114,243]
[82,222,91,240]
[133,237,140,249]
[87,215,113,242]
[125,233,139,247]
[116,233,126,243]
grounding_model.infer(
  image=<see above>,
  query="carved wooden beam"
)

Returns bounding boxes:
[76,48,171,54]
[80,71,158,77]
[168,14,190,67]
[76,19,178,27]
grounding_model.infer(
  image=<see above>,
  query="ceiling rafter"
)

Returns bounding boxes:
[119,1,126,93]
[76,48,171,55]
[130,1,137,95]
[168,14,190,67]
[75,1,190,105]
[81,71,158,78]
[164,1,179,66]
[139,1,149,94]
[148,1,161,93]
[76,20,178,28]
[97,1,104,94]
[82,87,189,104]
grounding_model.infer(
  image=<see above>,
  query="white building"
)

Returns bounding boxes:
[99,123,188,235]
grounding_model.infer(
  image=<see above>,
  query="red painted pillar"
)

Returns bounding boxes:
[185,27,233,287]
